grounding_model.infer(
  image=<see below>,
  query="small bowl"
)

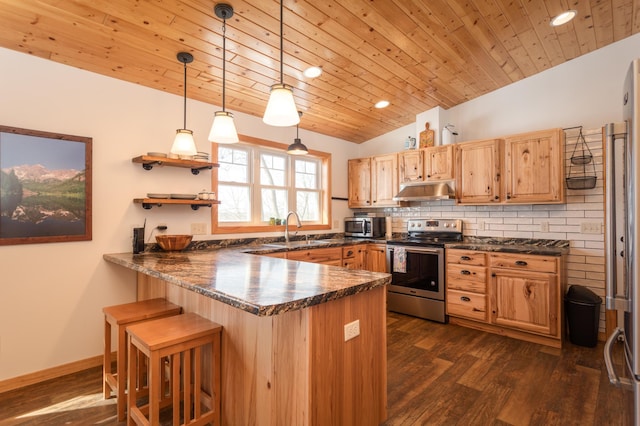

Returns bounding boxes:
[156,234,193,251]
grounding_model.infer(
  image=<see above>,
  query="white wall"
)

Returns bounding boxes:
[0,47,357,381]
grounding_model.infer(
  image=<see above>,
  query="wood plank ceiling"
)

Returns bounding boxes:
[0,0,638,143]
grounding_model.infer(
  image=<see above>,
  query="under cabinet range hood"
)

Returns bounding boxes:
[393,181,455,201]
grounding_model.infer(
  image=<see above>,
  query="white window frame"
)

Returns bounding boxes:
[211,135,331,234]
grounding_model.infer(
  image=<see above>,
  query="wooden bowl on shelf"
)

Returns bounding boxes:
[156,234,193,251]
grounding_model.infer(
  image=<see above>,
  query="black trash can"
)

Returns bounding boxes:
[564,285,602,347]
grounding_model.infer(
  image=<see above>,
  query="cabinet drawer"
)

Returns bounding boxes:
[447,290,487,322]
[342,245,360,259]
[447,249,486,266]
[489,253,557,273]
[446,264,486,293]
[287,247,342,263]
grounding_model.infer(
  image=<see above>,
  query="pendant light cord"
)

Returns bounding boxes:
[182,58,187,129]
[279,0,284,84]
[222,16,227,111]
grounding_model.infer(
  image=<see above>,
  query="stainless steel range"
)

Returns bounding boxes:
[386,218,463,323]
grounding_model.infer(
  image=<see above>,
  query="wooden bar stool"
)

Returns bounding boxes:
[127,312,222,426]
[103,298,182,421]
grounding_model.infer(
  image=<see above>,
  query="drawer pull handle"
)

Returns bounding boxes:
[460,256,471,261]
[515,260,528,266]
[346,250,353,256]
[460,270,471,275]
[460,296,471,302]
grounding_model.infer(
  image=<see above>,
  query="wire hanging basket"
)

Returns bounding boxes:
[565,126,597,190]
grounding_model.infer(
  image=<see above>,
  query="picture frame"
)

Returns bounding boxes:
[0,125,92,245]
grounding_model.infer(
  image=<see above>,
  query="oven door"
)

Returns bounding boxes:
[386,246,444,301]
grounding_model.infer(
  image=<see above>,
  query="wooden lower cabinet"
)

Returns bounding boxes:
[365,244,387,273]
[446,249,563,347]
[283,244,386,272]
[286,247,342,265]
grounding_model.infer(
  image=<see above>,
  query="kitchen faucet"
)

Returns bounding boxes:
[284,211,302,243]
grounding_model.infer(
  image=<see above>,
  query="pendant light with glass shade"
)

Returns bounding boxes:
[208,3,239,144]
[262,0,300,127]
[170,52,198,156]
[287,111,308,155]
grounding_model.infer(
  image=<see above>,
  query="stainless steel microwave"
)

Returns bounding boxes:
[344,217,386,238]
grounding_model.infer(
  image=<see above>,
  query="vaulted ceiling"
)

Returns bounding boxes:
[0,0,638,143]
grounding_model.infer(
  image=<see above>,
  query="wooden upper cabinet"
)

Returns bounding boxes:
[455,139,503,204]
[371,153,399,207]
[348,158,372,208]
[504,128,565,204]
[398,150,424,183]
[425,145,454,181]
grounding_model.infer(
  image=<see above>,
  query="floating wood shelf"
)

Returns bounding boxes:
[133,198,219,210]
[132,155,219,175]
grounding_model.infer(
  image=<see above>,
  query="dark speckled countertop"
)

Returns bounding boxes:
[103,245,390,317]
[445,236,570,256]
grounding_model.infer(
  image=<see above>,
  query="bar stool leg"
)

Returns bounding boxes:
[103,319,111,400]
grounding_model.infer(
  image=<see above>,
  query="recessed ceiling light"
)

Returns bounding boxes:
[375,100,390,109]
[303,66,322,78]
[550,10,577,27]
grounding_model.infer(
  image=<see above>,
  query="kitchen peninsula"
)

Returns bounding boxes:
[103,248,391,425]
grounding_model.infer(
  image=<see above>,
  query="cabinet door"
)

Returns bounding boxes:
[425,145,454,181]
[398,150,424,183]
[365,244,387,273]
[348,158,372,208]
[504,128,564,203]
[371,154,398,207]
[456,139,503,204]
[490,269,558,337]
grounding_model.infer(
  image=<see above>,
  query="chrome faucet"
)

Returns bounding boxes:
[284,211,302,243]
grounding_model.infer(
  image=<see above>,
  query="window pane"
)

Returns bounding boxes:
[260,153,286,186]
[261,189,287,221]
[218,185,251,222]
[295,159,318,189]
[219,147,248,183]
[296,191,320,221]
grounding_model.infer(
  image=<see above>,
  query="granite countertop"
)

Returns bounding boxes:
[103,247,390,317]
[445,236,570,256]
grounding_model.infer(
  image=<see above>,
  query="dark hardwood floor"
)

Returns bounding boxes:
[0,312,633,425]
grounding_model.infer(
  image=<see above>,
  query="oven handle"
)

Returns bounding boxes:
[388,246,442,254]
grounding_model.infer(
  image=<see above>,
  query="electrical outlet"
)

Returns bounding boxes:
[581,222,602,234]
[191,223,207,235]
[344,319,360,342]
[540,221,549,232]
[333,219,339,228]
[478,220,485,231]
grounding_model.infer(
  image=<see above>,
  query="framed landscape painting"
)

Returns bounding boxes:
[0,125,92,245]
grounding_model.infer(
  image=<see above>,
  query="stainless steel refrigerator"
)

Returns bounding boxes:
[604,58,640,425]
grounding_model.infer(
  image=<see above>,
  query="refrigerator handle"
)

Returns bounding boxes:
[604,327,633,390]
[604,123,631,311]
